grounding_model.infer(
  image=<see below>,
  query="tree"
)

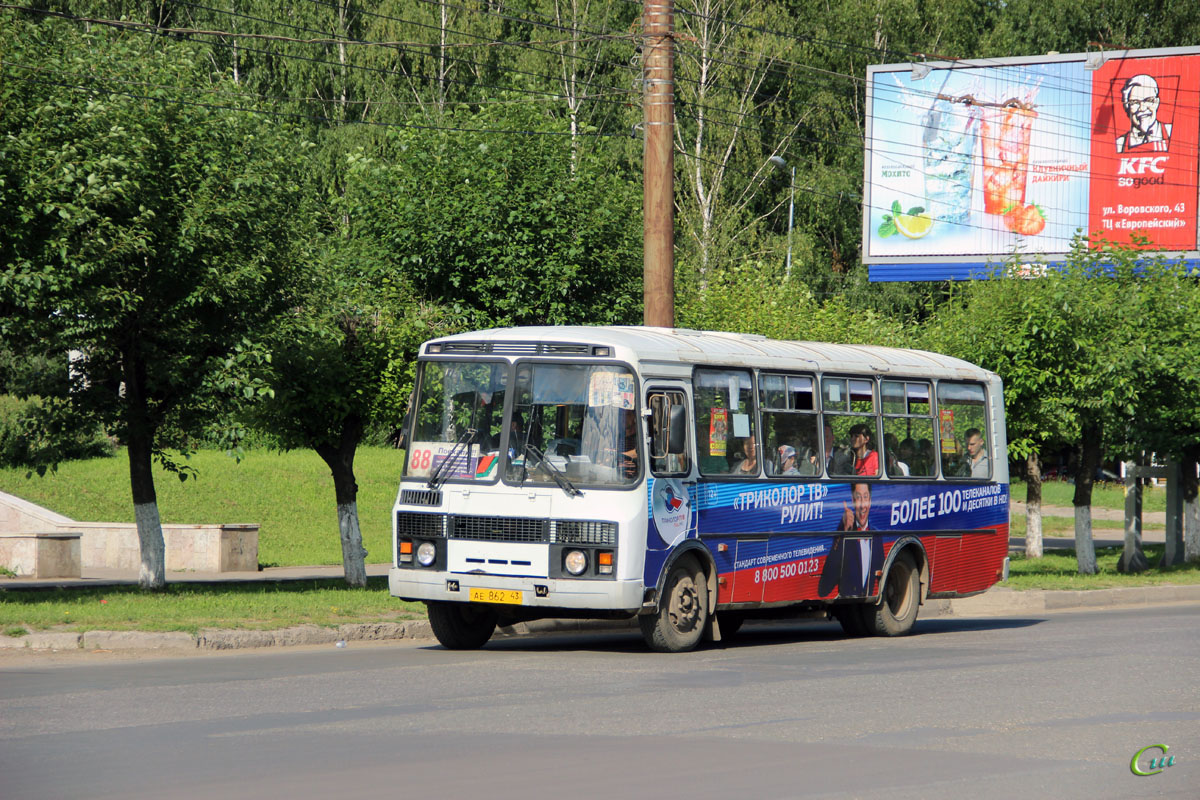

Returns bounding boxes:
[0,19,306,588]
[922,240,1200,573]
[242,216,462,586]
[344,106,643,328]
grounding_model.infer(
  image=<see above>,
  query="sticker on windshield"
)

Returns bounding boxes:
[588,371,635,409]
[408,441,480,479]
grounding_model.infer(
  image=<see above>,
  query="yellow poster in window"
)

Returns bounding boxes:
[939,409,958,454]
[709,408,728,456]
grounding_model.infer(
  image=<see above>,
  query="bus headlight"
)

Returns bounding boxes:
[564,549,588,576]
[416,541,437,567]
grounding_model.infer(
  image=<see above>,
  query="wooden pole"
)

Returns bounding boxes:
[642,0,674,328]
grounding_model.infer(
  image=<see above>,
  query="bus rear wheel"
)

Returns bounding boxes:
[640,556,708,653]
[859,552,920,636]
[426,601,498,650]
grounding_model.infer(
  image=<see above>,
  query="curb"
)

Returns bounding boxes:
[1,586,1197,654]
[0,620,435,653]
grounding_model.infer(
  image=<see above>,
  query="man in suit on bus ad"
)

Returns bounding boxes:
[818,482,886,598]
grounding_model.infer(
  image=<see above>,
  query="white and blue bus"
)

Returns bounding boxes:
[391,327,1009,652]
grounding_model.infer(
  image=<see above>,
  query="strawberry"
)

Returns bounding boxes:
[1003,203,1046,236]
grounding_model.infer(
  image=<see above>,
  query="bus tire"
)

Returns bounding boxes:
[426,601,498,650]
[860,551,920,636]
[640,555,708,652]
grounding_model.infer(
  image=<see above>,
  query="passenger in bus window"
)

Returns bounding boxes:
[796,443,820,476]
[899,438,918,473]
[917,438,936,476]
[964,428,989,479]
[884,433,910,477]
[776,445,800,476]
[824,422,854,475]
[732,436,769,476]
[849,424,879,476]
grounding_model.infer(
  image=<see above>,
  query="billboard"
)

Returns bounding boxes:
[863,47,1200,281]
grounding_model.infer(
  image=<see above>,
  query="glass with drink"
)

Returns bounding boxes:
[922,95,980,225]
[981,102,1037,215]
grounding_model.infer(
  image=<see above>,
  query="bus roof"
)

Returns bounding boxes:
[423,326,995,383]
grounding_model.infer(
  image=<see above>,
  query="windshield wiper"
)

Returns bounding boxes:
[522,443,583,498]
[426,428,478,490]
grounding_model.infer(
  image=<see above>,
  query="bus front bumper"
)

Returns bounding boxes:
[389,568,644,613]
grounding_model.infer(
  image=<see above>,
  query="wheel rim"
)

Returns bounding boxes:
[884,562,914,620]
[668,574,702,633]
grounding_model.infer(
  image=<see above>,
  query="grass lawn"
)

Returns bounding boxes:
[0,447,404,567]
[0,578,425,635]
[1002,545,1200,590]
[1009,479,1165,512]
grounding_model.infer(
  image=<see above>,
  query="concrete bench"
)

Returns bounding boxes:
[69,523,260,573]
[0,532,82,578]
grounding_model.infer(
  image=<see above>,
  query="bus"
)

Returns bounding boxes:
[390,326,1010,652]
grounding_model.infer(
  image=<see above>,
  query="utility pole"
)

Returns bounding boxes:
[642,0,674,327]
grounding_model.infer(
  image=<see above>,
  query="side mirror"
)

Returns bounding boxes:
[668,404,687,454]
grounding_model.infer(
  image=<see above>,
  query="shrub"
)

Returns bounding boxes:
[0,395,114,468]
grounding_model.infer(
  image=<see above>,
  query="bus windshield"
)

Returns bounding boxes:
[405,360,508,482]
[505,362,639,488]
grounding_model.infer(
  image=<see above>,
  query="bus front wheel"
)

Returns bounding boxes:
[426,601,498,650]
[641,556,708,653]
[860,551,920,636]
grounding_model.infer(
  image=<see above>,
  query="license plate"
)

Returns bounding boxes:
[469,588,523,605]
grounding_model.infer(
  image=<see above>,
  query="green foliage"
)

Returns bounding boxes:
[677,260,911,346]
[0,19,309,474]
[0,395,114,470]
[342,106,643,329]
[921,241,1200,464]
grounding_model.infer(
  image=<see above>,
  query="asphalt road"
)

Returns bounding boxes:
[1,606,1196,800]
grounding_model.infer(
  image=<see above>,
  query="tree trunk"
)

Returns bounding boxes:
[123,374,165,590]
[1182,445,1200,563]
[1119,457,1149,573]
[1024,450,1043,558]
[1072,426,1100,575]
[316,416,368,587]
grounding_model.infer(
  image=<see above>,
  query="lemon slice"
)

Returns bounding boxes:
[894,213,932,239]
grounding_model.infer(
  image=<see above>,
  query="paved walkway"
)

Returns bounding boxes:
[1011,500,1166,525]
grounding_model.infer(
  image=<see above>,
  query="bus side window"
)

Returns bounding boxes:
[822,377,880,478]
[881,380,935,478]
[936,381,989,479]
[649,390,689,476]
[693,368,755,476]
[761,373,820,477]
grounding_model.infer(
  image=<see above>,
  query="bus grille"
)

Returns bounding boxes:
[396,512,447,538]
[552,520,617,546]
[450,516,549,543]
[400,489,442,506]
[397,513,617,545]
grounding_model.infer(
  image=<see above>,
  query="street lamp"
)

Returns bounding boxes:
[769,155,794,279]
